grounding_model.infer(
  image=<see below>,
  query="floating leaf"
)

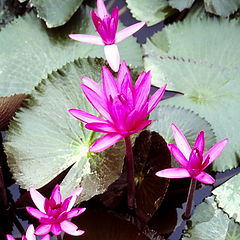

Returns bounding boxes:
[204,0,240,17]
[0,94,27,130]
[4,58,125,201]
[65,209,150,240]
[0,8,143,97]
[169,0,195,11]
[182,196,240,240]
[213,172,240,224]
[126,0,176,26]
[30,0,84,28]
[143,18,240,171]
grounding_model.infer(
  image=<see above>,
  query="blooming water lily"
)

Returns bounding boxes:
[26,185,85,238]
[69,61,166,152]
[156,124,228,184]
[69,0,145,72]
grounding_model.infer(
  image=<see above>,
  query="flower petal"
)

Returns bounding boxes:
[60,221,85,236]
[82,77,104,97]
[115,22,145,43]
[147,84,166,114]
[68,34,104,46]
[66,208,86,219]
[97,0,109,19]
[117,61,132,92]
[194,171,215,184]
[6,235,15,240]
[194,131,205,154]
[35,224,51,235]
[81,84,111,120]
[68,109,106,124]
[66,187,83,211]
[104,44,120,72]
[203,138,228,168]
[171,123,191,159]
[102,66,118,100]
[26,207,48,220]
[51,224,62,236]
[29,188,46,213]
[25,225,36,240]
[156,168,191,179]
[39,235,50,240]
[168,144,188,168]
[50,184,61,205]
[85,122,116,133]
[129,119,152,134]
[89,133,124,152]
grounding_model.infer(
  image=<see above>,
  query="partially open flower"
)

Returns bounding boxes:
[69,0,145,72]
[26,185,85,238]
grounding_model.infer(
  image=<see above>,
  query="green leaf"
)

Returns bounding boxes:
[182,197,240,240]
[0,8,143,97]
[126,0,176,26]
[4,58,125,201]
[30,0,84,28]
[143,18,240,171]
[213,172,240,224]
[169,0,195,11]
[204,0,240,17]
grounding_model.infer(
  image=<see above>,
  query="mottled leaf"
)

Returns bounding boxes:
[169,0,195,11]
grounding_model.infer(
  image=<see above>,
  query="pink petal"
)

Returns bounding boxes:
[35,224,51,235]
[6,235,15,240]
[81,84,111,120]
[171,123,191,160]
[194,131,205,154]
[60,221,85,236]
[194,171,215,184]
[82,77,104,97]
[203,138,228,168]
[168,144,188,168]
[130,119,152,134]
[26,207,48,220]
[134,71,151,111]
[85,122,116,133]
[89,133,124,152]
[66,208,86,219]
[68,34,104,46]
[50,185,61,205]
[68,109,106,124]
[147,84,166,114]
[104,44,120,72]
[39,235,50,240]
[117,61,132,92]
[156,168,191,179]
[25,225,36,240]
[29,188,46,213]
[50,224,62,236]
[115,22,145,43]
[66,187,83,211]
[102,66,118,99]
[97,0,109,19]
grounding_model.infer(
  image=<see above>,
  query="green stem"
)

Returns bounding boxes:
[183,178,197,219]
[124,136,135,210]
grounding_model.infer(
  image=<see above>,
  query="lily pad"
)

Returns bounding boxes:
[30,0,84,28]
[0,8,143,97]
[125,0,176,26]
[4,58,125,201]
[143,18,240,171]
[169,0,195,11]
[213,172,240,224]
[182,196,240,240]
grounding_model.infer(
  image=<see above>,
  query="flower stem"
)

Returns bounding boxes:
[124,136,135,210]
[183,178,197,219]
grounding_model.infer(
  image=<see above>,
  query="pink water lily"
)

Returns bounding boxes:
[26,185,85,238]
[6,225,49,240]
[69,0,145,72]
[156,124,228,184]
[69,61,166,153]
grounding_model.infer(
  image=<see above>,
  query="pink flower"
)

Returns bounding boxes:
[6,225,49,240]
[69,61,166,152]
[156,124,228,184]
[26,185,85,237]
[69,0,145,72]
